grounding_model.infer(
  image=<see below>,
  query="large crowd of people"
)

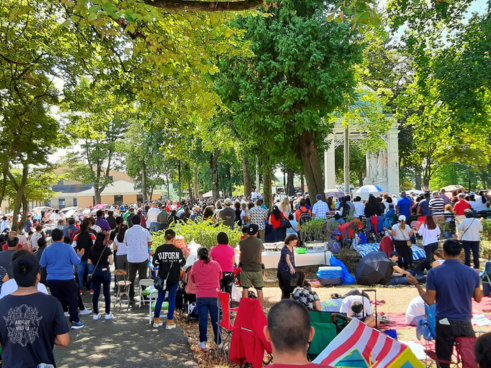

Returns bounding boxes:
[0,186,488,366]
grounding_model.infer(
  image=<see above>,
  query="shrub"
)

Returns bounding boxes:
[151,218,242,252]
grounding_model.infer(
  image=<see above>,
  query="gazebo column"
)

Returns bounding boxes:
[387,123,400,195]
[324,134,336,192]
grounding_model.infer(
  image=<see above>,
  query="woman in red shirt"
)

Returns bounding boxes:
[269,205,287,242]
[191,247,223,350]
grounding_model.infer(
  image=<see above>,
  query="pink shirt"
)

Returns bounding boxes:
[210,244,235,272]
[191,259,223,298]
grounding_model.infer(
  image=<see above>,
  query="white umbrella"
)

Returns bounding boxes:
[407,189,425,195]
[355,185,382,199]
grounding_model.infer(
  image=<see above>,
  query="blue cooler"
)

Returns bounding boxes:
[317,266,343,286]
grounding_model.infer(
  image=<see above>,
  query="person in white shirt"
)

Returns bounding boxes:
[0,278,49,299]
[473,191,489,213]
[353,196,365,218]
[124,215,152,304]
[50,210,62,222]
[405,296,425,326]
[415,215,441,262]
[457,209,483,270]
[0,217,11,232]
[146,203,161,233]
[336,293,375,327]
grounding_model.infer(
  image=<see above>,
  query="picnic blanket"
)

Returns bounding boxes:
[378,312,491,330]
[472,296,491,313]
[354,243,426,261]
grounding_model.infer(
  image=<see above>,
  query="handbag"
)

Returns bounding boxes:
[280,218,292,229]
[154,261,172,291]
[87,249,105,285]
[458,218,475,246]
[399,224,412,247]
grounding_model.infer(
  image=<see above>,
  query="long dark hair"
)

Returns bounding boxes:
[94,233,106,251]
[272,205,281,220]
[198,247,210,264]
[117,224,128,243]
[368,194,377,207]
[425,215,436,230]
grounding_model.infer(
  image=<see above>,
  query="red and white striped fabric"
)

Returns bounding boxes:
[314,319,409,367]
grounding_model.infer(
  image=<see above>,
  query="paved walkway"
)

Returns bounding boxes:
[54,294,197,368]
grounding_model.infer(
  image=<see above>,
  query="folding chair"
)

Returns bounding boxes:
[229,298,273,368]
[419,303,474,367]
[113,269,131,310]
[307,311,338,360]
[139,279,155,307]
[217,291,239,362]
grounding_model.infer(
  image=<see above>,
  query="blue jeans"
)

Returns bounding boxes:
[197,297,221,344]
[149,222,160,233]
[154,282,178,320]
[78,260,94,290]
[92,266,111,315]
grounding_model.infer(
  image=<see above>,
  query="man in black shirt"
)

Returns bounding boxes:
[106,211,117,230]
[0,253,70,367]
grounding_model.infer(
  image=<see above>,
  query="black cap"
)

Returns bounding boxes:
[247,224,259,235]
[390,251,399,257]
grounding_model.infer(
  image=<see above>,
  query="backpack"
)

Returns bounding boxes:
[157,210,169,225]
[299,209,312,226]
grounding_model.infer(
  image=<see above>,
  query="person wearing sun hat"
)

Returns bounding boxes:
[385,214,414,270]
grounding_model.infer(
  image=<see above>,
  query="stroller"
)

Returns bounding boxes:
[177,265,199,323]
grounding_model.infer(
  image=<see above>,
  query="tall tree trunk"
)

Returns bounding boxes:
[210,149,220,199]
[415,168,422,190]
[94,186,102,205]
[9,165,29,226]
[263,165,273,211]
[243,156,252,198]
[141,162,148,201]
[187,177,194,200]
[298,131,324,204]
[358,171,364,187]
[20,194,28,231]
[0,162,9,210]
[287,168,295,196]
[194,165,199,198]
[227,166,232,198]
[300,173,305,195]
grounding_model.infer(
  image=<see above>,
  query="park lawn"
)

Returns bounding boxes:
[178,284,491,367]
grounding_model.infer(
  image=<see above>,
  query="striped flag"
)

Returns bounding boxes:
[313,319,423,367]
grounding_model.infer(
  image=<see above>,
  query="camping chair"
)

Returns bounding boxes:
[113,269,131,310]
[217,291,239,362]
[139,279,155,307]
[229,298,273,368]
[481,262,491,296]
[307,311,338,360]
[419,303,474,367]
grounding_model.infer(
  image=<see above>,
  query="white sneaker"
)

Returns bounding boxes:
[93,314,101,320]
[64,312,69,317]
[105,313,114,320]
[198,342,207,350]
[80,309,92,316]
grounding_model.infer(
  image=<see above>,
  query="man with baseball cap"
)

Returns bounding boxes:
[219,198,236,229]
[239,224,265,306]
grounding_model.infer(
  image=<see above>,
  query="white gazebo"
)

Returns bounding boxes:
[324,118,400,196]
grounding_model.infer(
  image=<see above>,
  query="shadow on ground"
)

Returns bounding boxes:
[54,294,197,368]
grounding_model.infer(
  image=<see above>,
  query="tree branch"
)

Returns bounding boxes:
[143,0,263,11]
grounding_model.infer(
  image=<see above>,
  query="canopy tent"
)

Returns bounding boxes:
[407,189,425,195]
[441,184,464,192]
[314,318,423,367]
[202,190,223,198]
[325,189,344,198]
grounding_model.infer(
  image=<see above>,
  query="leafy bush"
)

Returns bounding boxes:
[299,219,327,242]
[151,218,242,252]
[482,219,491,240]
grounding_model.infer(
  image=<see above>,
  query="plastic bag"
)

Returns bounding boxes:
[231,283,241,302]
[329,255,355,285]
